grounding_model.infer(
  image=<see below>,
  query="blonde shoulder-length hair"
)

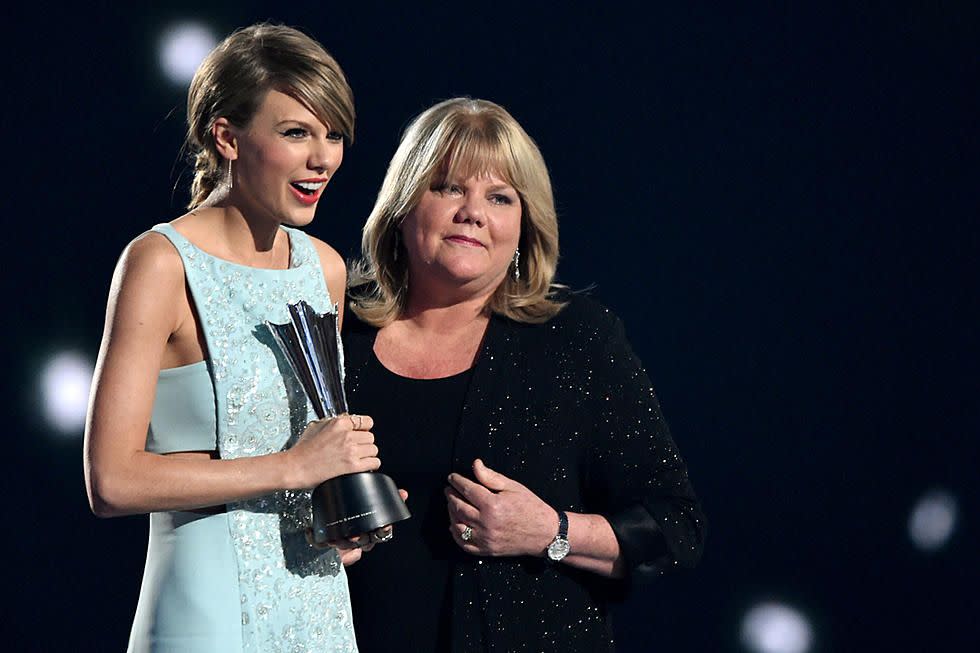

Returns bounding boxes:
[350,98,565,326]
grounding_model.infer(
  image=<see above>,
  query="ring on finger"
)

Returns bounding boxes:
[461,525,473,542]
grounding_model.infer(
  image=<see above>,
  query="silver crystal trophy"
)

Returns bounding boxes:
[266,300,410,543]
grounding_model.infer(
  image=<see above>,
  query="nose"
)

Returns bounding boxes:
[308,139,335,176]
[454,195,486,227]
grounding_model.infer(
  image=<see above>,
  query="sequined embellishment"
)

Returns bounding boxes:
[152,224,357,653]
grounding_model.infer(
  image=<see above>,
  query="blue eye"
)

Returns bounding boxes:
[490,194,514,205]
[282,128,309,138]
[431,183,462,195]
[327,131,344,142]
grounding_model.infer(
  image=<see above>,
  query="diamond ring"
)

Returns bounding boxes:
[461,526,474,541]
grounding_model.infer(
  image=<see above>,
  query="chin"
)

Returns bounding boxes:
[441,268,505,292]
[435,255,491,279]
[438,264,485,283]
[281,209,317,228]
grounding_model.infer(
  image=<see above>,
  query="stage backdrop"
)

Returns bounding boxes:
[3,3,976,651]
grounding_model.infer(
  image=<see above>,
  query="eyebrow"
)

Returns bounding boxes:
[274,119,331,131]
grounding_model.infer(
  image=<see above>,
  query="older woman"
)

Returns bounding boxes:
[84,24,383,652]
[343,98,705,651]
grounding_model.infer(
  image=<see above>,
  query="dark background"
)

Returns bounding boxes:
[4,2,977,651]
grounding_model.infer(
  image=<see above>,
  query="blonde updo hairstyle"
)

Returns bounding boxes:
[351,98,565,326]
[185,23,355,209]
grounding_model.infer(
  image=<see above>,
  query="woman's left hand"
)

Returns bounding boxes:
[446,459,556,557]
[333,526,396,566]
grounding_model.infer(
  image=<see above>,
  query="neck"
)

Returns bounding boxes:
[221,205,280,251]
[402,282,495,334]
[201,196,284,265]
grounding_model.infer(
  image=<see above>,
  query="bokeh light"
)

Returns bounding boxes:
[741,601,813,653]
[158,21,216,85]
[908,489,958,551]
[41,351,94,436]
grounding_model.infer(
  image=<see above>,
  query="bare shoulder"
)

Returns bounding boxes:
[307,235,345,270]
[307,235,347,285]
[305,235,348,316]
[125,230,181,263]
[120,230,183,276]
[109,230,186,301]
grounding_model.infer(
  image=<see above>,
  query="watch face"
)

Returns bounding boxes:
[547,537,570,561]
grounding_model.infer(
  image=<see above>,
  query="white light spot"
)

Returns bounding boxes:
[741,602,813,653]
[159,22,217,85]
[908,489,957,551]
[41,351,93,436]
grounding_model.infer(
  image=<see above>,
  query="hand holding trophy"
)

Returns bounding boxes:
[267,300,410,545]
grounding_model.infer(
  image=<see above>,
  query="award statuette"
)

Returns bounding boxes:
[266,300,410,543]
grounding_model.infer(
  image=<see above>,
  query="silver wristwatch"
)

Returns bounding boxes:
[546,510,570,562]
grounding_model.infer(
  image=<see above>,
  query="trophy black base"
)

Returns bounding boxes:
[311,471,411,543]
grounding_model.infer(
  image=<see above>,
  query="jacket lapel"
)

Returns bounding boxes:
[452,315,528,476]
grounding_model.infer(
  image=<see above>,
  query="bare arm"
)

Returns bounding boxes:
[83,233,378,517]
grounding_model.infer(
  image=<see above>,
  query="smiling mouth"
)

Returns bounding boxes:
[290,181,324,196]
[289,180,326,206]
[445,235,484,247]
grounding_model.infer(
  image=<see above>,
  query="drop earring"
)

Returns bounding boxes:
[227,159,233,189]
[393,229,401,262]
[512,247,520,281]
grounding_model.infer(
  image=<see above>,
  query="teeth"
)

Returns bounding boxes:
[294,181,324,191]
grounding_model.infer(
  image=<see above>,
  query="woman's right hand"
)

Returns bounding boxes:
[286,414,380,489]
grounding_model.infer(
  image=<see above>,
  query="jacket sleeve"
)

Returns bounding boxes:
[585,309,706,584]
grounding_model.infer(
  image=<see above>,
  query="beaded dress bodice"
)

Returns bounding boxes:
[151,223,356,653]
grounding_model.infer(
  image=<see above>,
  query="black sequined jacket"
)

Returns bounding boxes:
[342,292,705,652]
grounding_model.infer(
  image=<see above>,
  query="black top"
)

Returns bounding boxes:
[342,291,706,652]
[346,348,474,652]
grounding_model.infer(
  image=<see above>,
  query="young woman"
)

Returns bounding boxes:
[84,24,379,652]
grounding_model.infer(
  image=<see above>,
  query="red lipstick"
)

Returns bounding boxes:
[289,178,328,206]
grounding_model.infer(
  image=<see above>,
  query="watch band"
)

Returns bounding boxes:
[557,509,569,539]
[547,509,571,562]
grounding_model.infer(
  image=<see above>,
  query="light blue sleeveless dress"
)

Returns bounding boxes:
[127,223,357,653]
